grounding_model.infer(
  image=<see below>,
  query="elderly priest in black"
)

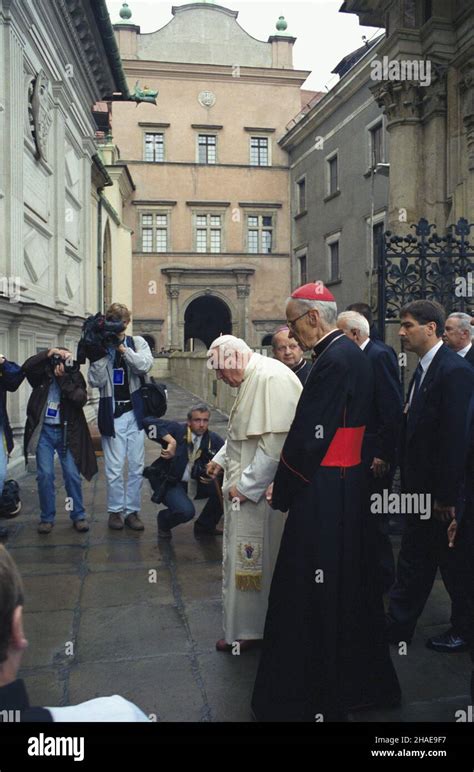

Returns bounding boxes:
[251,282,400,722]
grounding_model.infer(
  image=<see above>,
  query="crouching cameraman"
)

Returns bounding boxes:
[86,303,153,531]
[23,348,97,534]
[144,404,224,540]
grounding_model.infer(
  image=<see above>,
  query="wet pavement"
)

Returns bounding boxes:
[3,380,472,722]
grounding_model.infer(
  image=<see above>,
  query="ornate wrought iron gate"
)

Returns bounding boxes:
[377,217,474,337]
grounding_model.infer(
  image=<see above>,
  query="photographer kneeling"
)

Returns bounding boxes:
[144,404,224,540]
[23,348,97,534]
[86,303,153,531]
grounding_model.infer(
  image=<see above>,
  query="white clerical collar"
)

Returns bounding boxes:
[419,339,443,373]
[359,338,370,351]
[457,342,472,358]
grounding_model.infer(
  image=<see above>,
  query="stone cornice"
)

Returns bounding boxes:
[122,60,310,87]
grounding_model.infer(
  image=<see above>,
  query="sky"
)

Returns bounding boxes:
[105,0,382,92]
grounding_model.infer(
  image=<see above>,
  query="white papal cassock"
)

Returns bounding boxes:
[212,353,302,643]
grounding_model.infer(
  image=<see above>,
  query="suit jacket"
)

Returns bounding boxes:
[401,343,474,507]
[0,679,51,722]
[464,344,474,367]
[362,339,403,466]
[144,419,224,497]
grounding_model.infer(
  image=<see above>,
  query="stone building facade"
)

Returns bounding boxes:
[111,2,310,349]
[0,0,134,465]
[341,0,474,232]
[281,36,388,314]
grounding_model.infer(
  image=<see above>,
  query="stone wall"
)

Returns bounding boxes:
[168,352,235,416]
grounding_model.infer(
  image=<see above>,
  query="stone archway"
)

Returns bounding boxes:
[184,295,232,349]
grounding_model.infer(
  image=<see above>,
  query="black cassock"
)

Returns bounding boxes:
[251,331,400,721]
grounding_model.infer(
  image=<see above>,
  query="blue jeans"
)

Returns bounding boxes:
[0,428,7,496]
[159,482,195,531]
[36,424,85,523]
[158,481,222,532]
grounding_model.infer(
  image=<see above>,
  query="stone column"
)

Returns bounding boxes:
[371,80,424,234]
[236,284,250,343]
[460,59,474,224]
[420,67,449,228]
[51,84,68,310]
[2,9,25,279]
[165,283,180,349]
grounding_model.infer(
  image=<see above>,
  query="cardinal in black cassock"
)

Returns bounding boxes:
[251,283,400,721]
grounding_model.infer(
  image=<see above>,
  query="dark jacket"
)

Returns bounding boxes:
[0,679,51,722]
[144,418,224,499]
[401,343,474,508]
[465,344,474,367]
[22,351,98,481]
[291,358,311,385]
[0,360,25,453]
[362,339,403,465]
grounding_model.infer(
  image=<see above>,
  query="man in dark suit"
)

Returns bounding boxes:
[144,403,224,539]
[386,300,474,654]
[444,312,474,365]
[271,326,310,385]
[338,311,403,592]
[346,302,398,367]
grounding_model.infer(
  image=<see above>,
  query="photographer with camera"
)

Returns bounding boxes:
[0,354,25,541]
[144,404,224,540]
[22,348,97,534]
[86,303,154,531]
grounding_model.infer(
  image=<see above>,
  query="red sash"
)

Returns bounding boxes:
[320,426,365,468]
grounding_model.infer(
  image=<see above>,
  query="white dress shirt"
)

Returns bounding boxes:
[457,342,472,358]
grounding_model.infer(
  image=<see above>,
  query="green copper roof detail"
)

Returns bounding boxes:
[119,3,132,20]
[276,16,288,32]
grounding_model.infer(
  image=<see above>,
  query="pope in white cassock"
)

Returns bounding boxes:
[206,335,302,652]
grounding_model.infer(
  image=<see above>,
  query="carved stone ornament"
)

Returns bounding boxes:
[370,80,423,127]
[30,70,52,162]
[166,284,180,299]
[198,90,216,108]
[460,61,474,171]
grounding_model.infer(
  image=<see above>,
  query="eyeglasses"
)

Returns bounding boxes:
[286,310,310,329]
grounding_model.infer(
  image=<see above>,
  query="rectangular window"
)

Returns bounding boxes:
[140,212,168,252]
[198,134,216,164]
[297,179,306,213]
[299,254,307,285]
[370,123,383,168]
[247,214,273,254]
[373,221,385,269]
[328,156,338,195]
[195,214,222,253]
[250,137,269,166]
[329,241,339,281]
[144,133,164,162]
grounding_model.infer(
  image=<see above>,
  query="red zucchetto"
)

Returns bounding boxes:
[291,282,336,301]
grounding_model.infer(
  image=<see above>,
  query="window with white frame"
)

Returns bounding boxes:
[195,214,222,253]
[297,178,306,213]
[198,134,217,164]
[327,154,338,195]
[250,136,269,166]
[370,122,383,168]
[140,212,168,253]
[326,233,341,282]
[298,253,307,284]
[144,132,164,162]
[247,214,273,254]
[329,242,339,281]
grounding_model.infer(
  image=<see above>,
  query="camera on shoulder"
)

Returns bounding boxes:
[77,312,127,363]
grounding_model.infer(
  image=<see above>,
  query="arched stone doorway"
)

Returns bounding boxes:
[184,295,232,349]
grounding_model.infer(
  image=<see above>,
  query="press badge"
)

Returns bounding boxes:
[113,368,125,385]
[46,401,59,418]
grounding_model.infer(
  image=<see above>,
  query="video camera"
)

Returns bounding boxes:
[77,312,127,364]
